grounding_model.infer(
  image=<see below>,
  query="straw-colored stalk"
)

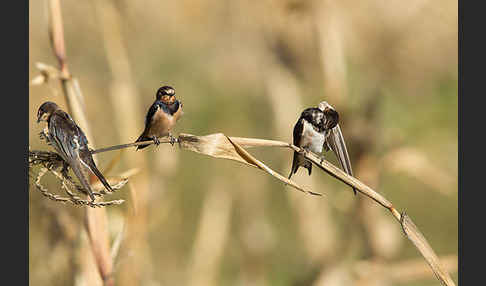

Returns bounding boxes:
[312,0,348,105]
[91,0,155,283]
[186,181,233,286]
[36,1,455,285]
[45,0,114,284]
[263,60,339,263]
[88,132,456,286]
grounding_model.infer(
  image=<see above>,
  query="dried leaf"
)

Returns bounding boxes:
[228,136,290,148]
[177,133,321,196]
[226,137,322,196]
[178,133,256,168]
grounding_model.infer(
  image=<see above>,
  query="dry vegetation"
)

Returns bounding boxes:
[29,0,457,285]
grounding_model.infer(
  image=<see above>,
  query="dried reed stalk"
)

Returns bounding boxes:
[264,63,338,263]
[35,2,455,285]
[29,149,129,201]
[312,0,348,105]
[92,0,154,283]
[186,182,233,286]
[89,132,456,286]
[44,0,115,284]
[92,133,322,196]
[33,164,125,208]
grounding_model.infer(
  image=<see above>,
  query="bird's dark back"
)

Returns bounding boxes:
[49,110,89,149]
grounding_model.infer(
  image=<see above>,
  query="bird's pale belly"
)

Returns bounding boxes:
[147,111,174,137]
[300,122,325,154]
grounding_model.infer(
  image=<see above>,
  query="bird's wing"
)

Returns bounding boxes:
[326,124,357,195]
[48,112,78,161]
[293,118,304,146]
[288,117,313,178]
[145,102,160,127]
[69,116,114,193]
[69,159,96,201]
[48,112,96,200]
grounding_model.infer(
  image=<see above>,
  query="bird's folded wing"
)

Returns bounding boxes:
[327,124,358,194]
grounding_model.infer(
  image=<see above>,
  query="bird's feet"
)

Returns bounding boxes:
[319,155,325,165]
[152,136,161,146]
[168,133,176,146]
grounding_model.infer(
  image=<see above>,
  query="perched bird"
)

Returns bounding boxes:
[37,101,113,201]
[288,102,357,195]
[135,85,183,150]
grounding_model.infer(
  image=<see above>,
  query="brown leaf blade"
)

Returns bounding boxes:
[400,213,456,286]
[178,133,256,168]
[228,136,290,148]
[177,133,321,196]
[226,136,322,196]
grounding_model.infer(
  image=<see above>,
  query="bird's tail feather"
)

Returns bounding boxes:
[288,151,312,179]
[70,160,96,201]
[135,133,151,150]
[88,160,114,193]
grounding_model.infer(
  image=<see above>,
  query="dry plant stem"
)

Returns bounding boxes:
[90,136,291,155]
[90,137,178,154]
[400,214,456,286]
[52,170,125,207]
[30,149,128,200]
[90,133,454,286]
[91,134,322,196]
[92,1,154,283]
[34,167,124,208]
[46,1,114,284]
[292,144,454,286]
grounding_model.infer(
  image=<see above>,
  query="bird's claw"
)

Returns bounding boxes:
[168,134,176,146]
[152,136,161,146]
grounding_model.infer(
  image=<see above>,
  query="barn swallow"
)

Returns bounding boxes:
[135,85,183,150]
[289,102,357,195]
[37,101,114,201]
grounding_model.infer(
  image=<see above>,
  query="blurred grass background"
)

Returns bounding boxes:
[29,0,457,285]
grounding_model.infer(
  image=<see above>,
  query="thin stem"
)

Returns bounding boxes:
[90,137,179,155]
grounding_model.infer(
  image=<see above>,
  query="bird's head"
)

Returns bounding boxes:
[317,101,339,129]
[37,101,59,123]
[156,85,176,104]
[322,107,339,130]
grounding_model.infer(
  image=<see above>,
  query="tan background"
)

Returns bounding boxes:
[29,0,458,285]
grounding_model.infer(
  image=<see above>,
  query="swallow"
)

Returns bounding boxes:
[135,85,183,150]
[288,102,357,195]
[37,101,114,201]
